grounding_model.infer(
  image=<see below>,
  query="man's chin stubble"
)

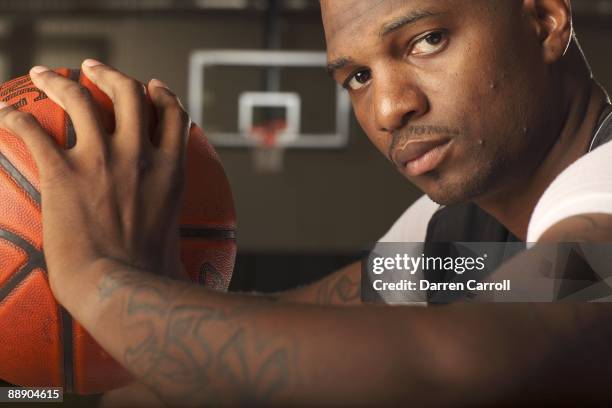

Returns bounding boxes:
[419,166,495,206]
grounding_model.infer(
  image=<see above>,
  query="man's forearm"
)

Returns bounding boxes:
[275,261,362,305]
[61,259,612,406]
[66,260,435,406]
[63,259,479,406]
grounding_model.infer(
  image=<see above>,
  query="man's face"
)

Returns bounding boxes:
[322,0,558,205]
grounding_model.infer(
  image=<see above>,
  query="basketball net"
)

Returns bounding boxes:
[249,119,287,173]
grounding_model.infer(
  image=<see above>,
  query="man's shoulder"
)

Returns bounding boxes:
[528,139,612,242]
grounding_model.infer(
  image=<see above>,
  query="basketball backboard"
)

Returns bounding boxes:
[187,50,351,150]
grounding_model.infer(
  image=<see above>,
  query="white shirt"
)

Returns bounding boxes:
[527,134,612,242]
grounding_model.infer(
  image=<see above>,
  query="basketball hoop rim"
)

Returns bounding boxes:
[247,130,299,147]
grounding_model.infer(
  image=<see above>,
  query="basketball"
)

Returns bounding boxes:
[0,69,237,394]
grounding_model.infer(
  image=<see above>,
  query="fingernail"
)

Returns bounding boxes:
[82,58,103,68]
[149,78,169,89]
[0,101,9,109]
[30,66,50,75]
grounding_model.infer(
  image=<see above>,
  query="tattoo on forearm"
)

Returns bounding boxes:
[315,270,360,305]
[98,271,296,406]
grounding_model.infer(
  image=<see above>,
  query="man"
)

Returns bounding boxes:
[1,0,611,405]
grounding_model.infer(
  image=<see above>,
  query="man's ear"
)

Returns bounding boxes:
[523,0,573,63]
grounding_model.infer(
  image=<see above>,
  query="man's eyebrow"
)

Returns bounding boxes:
[325,10,444,78]
[380,10,443,37]
[326,57,355,78]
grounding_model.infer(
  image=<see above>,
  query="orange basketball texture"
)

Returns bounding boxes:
[0,69,237,394]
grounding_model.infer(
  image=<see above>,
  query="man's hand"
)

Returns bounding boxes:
[0,60,191,304]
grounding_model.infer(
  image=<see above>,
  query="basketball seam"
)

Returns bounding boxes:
[0,228,46,304]
[60,307,73,393]
[179,226,237,240]
[0,148,46,303]
[0,151,41,206]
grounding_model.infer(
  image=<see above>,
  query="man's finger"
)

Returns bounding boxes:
[0,101,68,184]
[29,65,106,155]
[80,59,148,156]
[147,78,190,161]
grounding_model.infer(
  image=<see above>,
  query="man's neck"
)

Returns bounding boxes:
[474,80,610,241]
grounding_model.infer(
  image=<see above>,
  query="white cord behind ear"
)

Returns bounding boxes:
[588,109,612,152]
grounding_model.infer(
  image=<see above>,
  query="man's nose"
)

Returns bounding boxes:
[372,70,429,133]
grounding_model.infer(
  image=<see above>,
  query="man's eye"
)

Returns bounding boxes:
[411,31,448,56]
[346,70,372,91]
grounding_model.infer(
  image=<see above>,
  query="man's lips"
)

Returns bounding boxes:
[392,137,452,177]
